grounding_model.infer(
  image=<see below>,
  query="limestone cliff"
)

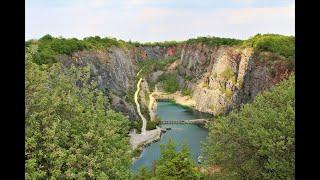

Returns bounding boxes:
[176,43,294,115]
[57,45,180,120]
[54,40,293,118]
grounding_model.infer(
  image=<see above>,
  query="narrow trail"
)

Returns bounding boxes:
[134,68,147,135]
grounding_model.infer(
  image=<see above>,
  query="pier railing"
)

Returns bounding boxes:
[160,119,208,125]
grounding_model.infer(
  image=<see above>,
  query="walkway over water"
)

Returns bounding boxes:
[160,119,208,125]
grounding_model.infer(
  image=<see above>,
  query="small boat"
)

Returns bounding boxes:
[197,155,203,164]
[166,127,172,130]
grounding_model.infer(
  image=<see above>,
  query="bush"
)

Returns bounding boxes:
[243,34,295,60]
[130,119,142,133]
[181,88,192,97]
[158,72,179,93]
[146,118,161,130]
[30,34,135,65]
[186,36,243,46]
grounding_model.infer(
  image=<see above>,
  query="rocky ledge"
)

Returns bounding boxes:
[129,127,163,150]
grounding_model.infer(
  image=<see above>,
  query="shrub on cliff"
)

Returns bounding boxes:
[202,75,295,179]
[186,36,243,46]
[25,48,132,179]
[26,34,133,65]
[158,72,179,93]
[243,34,295,60]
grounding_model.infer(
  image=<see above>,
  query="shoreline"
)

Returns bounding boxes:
[130,90,210,150]
[129,90,211,162]
[129,126,163,150]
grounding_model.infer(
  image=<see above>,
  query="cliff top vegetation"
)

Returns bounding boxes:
[26,33,295,65]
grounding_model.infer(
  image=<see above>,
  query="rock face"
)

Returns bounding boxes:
[57,45,180,120]
[177,44,293,115]
[135,45,181,60]
[58,47,138,119]
[56,42,293,119]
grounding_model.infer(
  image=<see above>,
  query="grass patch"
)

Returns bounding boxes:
[181,88,192,97]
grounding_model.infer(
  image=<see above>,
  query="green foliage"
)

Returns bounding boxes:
[202,83,209,88]
[134,139,201,180]
[82,36,131,49]
[181,88,192,97]
[25,48,132,179]
[225,89,233,99]
[28,33,294,66]
[243,34,295,59]
[137,56,178,75]
[132,149,143,158]
[131,40,181,47]
[135,166,154,180]
[29,34,134,65]
[186,36,243,46]
[220,67,235,82]
[202,75,295,179]
[137,57,179,94]
[158,72,179,93]
[130,120,142,133]
[146,118,161,130]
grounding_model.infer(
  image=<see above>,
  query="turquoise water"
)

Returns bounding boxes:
[131,101,208,171]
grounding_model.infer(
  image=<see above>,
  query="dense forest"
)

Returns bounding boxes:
[25,34,295,179]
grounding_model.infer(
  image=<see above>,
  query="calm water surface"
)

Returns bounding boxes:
[131,101,208,171]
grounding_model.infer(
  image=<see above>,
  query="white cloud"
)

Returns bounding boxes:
[222,3,294,25]
[25,1,295,41]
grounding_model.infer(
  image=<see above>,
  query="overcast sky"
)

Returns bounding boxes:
[25,0,295,42]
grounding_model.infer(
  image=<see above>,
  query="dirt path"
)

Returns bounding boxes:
[134,75,147,135]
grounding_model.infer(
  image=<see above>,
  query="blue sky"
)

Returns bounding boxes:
[26,0,295,42]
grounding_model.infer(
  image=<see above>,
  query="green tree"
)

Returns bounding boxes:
[135,166,153,180]
[155,140,201,179]
[134,139,201,179]
[25,48,132,179]
[158,72,179,93]
[202,75,295,179]
[243,34,295,59]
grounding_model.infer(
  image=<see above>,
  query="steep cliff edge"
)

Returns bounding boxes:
[27,34,294,119]
[176,43,294,115]
[56,45,180,120]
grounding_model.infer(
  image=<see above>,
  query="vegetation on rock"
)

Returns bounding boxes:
[186,36,243,46]
[26,34,133,65]
[158,72,179,93]
[243,34,295,60]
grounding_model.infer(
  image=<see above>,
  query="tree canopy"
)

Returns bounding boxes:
[243,34,295,59]
[134,139,201,180]
[202,75,295,179]
[25,48,132,179]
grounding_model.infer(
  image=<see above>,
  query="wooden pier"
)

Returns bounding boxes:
[160,119,208,125]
